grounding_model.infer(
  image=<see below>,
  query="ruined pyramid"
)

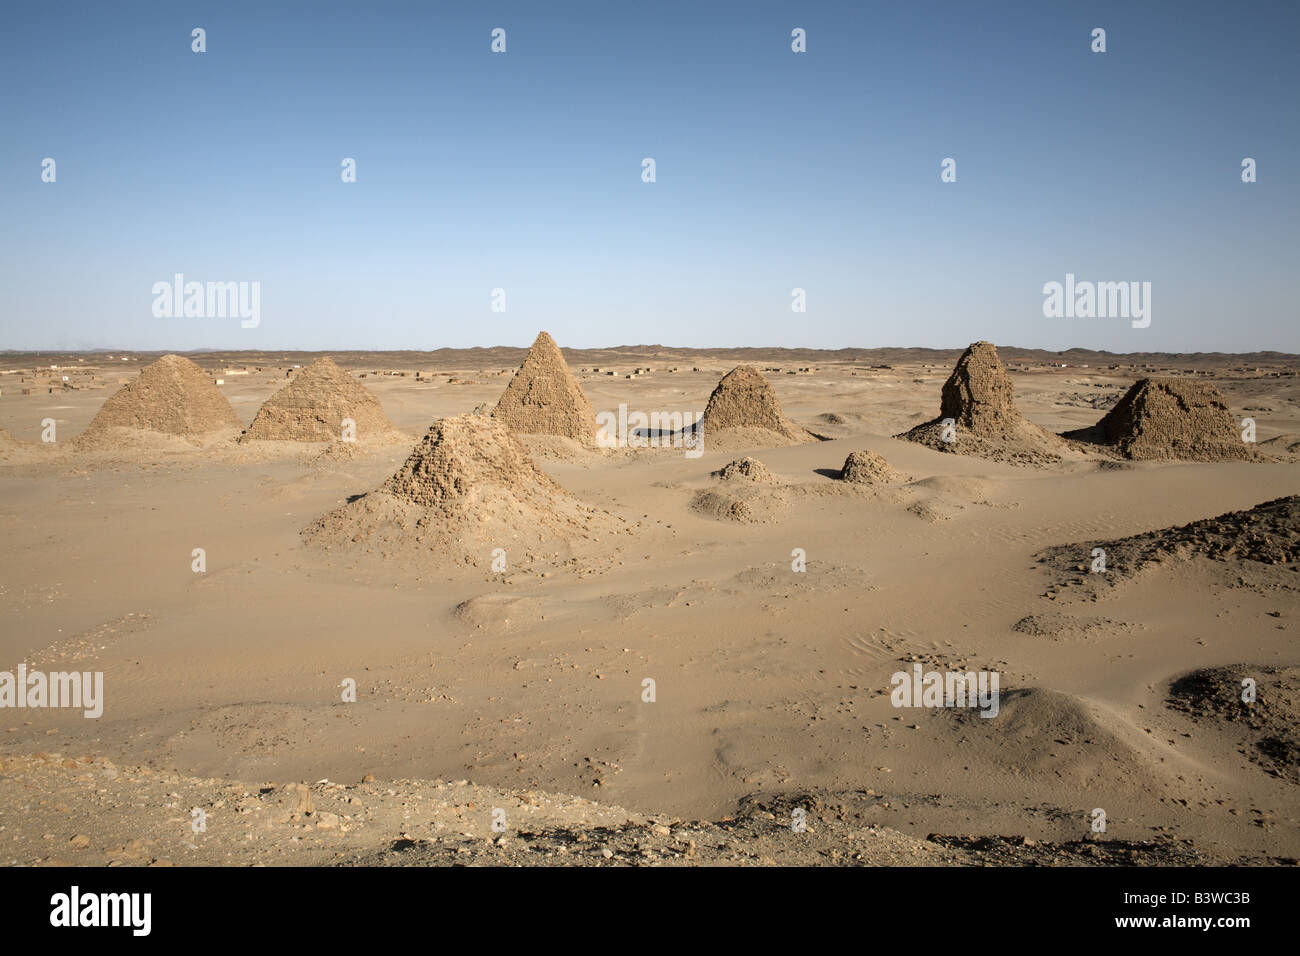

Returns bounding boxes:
[697,366,816,448]
[939,341,1017,433]
[897,342,1067,465]
[302,413,623,569]
[240,357,401,443]
[1064,377,1254,461]
[79,354,240,443]
[492,332,596,443]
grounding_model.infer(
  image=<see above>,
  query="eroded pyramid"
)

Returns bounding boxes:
[491,332,596,443]
[1067,377,1254,461]
[80,354,239,442]
[240,357,400,443]
[302,413,622,569]
[697,366,815,447]
[897,342,1066,465]
[939,341,1018,433]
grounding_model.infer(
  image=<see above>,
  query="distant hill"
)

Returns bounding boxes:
[4,345,1298,373]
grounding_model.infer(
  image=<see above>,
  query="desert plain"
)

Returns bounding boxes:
[0,341,1297,867]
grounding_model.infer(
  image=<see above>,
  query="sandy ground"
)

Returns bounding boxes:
[1,348,1297,866]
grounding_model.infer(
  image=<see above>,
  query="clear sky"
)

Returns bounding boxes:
[2,1,1297,352]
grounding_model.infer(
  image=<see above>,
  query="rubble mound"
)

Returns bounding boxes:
[1167,665,1300,783]
[1260,434,1300,456]
[714,457,778,483]
[692,455,793,522]
[838,449,903,484]
[1037,495,1300,594]
[944,688,1156,790]
[689,488,790,524]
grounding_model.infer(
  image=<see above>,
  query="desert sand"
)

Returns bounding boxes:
[1,342,1297,866]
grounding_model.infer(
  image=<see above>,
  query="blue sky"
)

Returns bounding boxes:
[2,1,1297,352]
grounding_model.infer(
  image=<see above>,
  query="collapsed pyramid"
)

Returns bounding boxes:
[80,354,239,441]
[492,332,596,443]
[697,366,815,446]
[939,341,1018,433]
[381,414,549,507]
[240,357,400,443]
[302,413,621,568]
[897,342,1065,464]
[1067,377,1254,461]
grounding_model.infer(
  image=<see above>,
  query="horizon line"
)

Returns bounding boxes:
[3,345,1299,359]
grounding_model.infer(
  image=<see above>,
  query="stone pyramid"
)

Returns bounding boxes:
[697,366,814,446]
[240,357,399,443]
[939,341,1018,434]
[303,414,622,569]
[382,414,555,508]
[897,342,1066,464]
[1069,377,1254,461]
[492,332,596,443]
[80,354,239,440]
